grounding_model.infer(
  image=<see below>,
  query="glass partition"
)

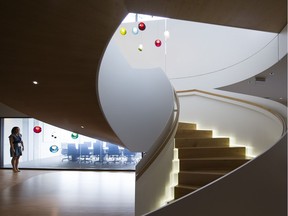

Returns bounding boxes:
[2,118,142,170]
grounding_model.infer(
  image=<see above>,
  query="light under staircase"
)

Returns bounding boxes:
[174,122,251,199]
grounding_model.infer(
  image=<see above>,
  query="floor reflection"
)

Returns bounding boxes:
[4,154,141,171]
[0,170,135,216]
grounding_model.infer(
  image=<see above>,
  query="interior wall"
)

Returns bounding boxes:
[135,137,176,216]
[279,25,287,59]
[98,40,174,152]
[178,93,284,157]
[165,19,277,80]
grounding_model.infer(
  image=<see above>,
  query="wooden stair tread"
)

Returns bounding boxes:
[175,137,230,148]
[175,130,213,138]
[180,157,251,160]
[178,170,228,186]
[174,185,199,199]
[177,146,244,149]
[175,185,200,190]
[179,170,229,175]
[178,147,246,158]
[180,158,250,171]
[178,122,197,125]
[175,137,228,140]
[176,129,212,133]
[177,122,197,130]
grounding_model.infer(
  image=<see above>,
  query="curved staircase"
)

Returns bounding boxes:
[174,122,251,199]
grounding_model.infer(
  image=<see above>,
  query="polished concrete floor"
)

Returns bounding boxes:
[0,169,135,216]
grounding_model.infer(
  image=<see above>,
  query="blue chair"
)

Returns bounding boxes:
[93,141,104,163]
[67,143,79,161]
[107,143,121,163]
[61,143,69,162]
[79,143,91,163]
[123,148,136,164]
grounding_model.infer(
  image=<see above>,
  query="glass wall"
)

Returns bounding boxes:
[2,118,141,170]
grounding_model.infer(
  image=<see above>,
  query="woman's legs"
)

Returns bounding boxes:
[15,156,20,172]
[11,157,18,172]
[11,157,14,169]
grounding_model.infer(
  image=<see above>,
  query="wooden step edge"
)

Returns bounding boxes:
[176,129,213,133]
[176,146,246,150]
[175,137,229,139]
[175,138,230,141]
[178,170,229,175]
[177,127,197,131]
[180,157,251,161]
[175,144,230,149]
[179,156,248,160]
[178,122,197,125]
[175,185,200,190]
[178,122,197,127]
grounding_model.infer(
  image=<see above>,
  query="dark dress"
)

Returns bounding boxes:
[9,134,23,157]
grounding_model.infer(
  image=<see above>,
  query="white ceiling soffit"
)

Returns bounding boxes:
[114,18,279,90]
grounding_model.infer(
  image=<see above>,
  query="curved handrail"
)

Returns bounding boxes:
[177,89,287,136]
[136,89,180,180]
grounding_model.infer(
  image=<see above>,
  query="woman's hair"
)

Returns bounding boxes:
[11,127,19,134]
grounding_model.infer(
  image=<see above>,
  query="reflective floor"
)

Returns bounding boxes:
[0,169,135,216]
[4,155,138,170]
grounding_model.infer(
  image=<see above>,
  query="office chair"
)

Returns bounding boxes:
[123,148,136,164]
[67,143,79,161]
[61,143,69,162]
[79,143,91,163]
[107,143,121,163]
[93,141,104,164]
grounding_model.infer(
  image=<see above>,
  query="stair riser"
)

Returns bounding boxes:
[177,123,197,130]
[178,148,246,159]
[174,122,249,200]
[174,187,196,199]
[180,160,249,171]
[175,138,229,148]
[178,173,224,186]
[175,130,212,139]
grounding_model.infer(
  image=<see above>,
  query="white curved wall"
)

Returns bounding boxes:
[136,136,176,216]
[279,25,287,58]
[114,19,284,90]
[98,40,174,152]
[177,92,284,156]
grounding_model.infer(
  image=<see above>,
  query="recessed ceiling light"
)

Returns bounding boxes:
[81,126,84,129]
[32,81,38,85]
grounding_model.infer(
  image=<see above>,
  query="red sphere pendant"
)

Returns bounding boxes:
[155,39,162,47]
[138,22,146,31]
[33,126,42,133]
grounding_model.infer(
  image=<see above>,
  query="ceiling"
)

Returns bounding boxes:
[0,0,286,146]
[125,0,287,33]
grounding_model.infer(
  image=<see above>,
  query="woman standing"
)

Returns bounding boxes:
[9,127,24,172]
